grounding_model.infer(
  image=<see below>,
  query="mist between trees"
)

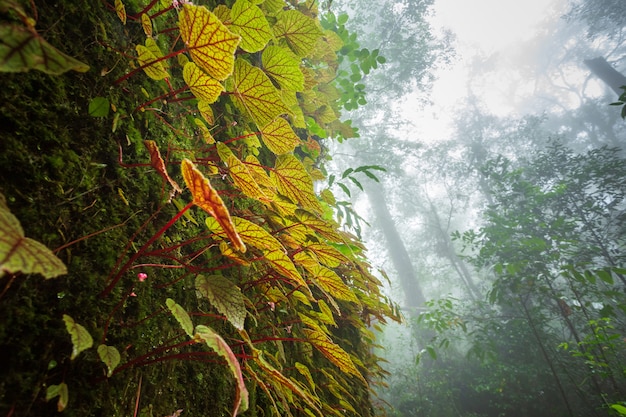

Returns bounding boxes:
[328,0,626,416]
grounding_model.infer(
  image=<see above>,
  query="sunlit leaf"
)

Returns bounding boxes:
[311,265,359,304]
[183,61,224,104]
[181,158,246,253]
[216,142,265,199]
[260,117,301,155]
[196,274,246,330]
[0,24,89,74]
[303,329,365,382]
[273,9,322,57]
[0,195,67,279]
[141,13,152,37]
[263,246,309,291]
[115,0,126,24]
[305,243,349,268]
[136,44,168,80]
[262,45,305,92]
[244,155,275,190]
[63,314,93,360]
[231,58,291,127]
[145,38,169,69]
[317,299,337,326]
[295,362,316,391]
[220,241,250,266]
[46,382,69,412]
[229,0,273,53]
[178,4,240,81]
[98,344,121,377]
[295,209,344,243]
[272,154,322,213]
[143,140,182,193]
[194,325,249,415]
[197,100,215,125]
[166,298,194,338]
[194,117,215,143]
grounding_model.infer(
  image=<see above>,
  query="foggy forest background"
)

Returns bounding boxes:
[326,0,626,416]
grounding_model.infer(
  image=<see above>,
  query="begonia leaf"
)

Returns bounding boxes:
[166,298,194,338]
[178,4,240,81]
[97,344,121,377]
[136,44,168,80]
[272,9,322,57]
[63,314,93,360]
[262,45,305,92]
[194,325,249,416]
[231,58,291,127]
[0,193,67,279]
[196,274,246,330]
[46,383,69,412]
[216,142,265,200]
[183,61,224,104]
[271,154,322,213]
[181,158,246,253]
[260,117,301,155]
[143,140,182,193]
[311,265,359,304]
[141,13,152,37]
[115,0,126,24]
[229,0,273,53]
[303,329,364,382]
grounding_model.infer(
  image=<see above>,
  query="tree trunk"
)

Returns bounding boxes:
[584,57,626,96]
[365,182,426,318]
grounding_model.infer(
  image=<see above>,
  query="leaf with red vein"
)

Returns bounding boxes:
[273,9,322,57]
[183,61,224,103]
[231,58,291,127]
[178,4,240,81]
[0,194,67,279]
[181,158,246,253]
[216,142,265,199]
[136,44,168,80]
[143,140,182,193]
[260,117,301,155]
[229,0,273,53]
[262,45,304,92]
[303,329,365,383]
[271,154,322,213]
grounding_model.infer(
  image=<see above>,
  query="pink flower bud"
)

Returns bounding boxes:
[137,272,148,282]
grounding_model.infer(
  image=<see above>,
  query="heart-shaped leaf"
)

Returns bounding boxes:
[183,61,224,104]
[260,117,301,155]
[195,274,246,330]
[229,0,273,53]
[0,194,67,279]
[272,9,322,57]
[63,314,93,360]
[46,382,69,412]
[97,344,121,377]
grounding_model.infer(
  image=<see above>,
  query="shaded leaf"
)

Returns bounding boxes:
[143,140,182,193]
[88,97,110,117]
[197,100,215,125]
[178,4,240,81]
[166,298,194,338]
[181,158,246,253]
[230,0,273,53]
[141,13,152,37]
[63,314,93,360]
[183,61,224,104]
[196,274,246,330]
[260,117,301,155]
[0,24,89,74]
[97,344,121,377]
[194,325,249,415]
[0,199,67,277]
[231,58,291,127]
[272,154,322,213]
[46,382,69,412]
[262,45,305,92]
[115,0,126,24]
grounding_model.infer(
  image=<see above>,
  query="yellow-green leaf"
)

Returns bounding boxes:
[0,193,67,279]
[262,45,304,92]
[196,274,246,330]
[295,362,316,392]
[229,0,273,53]
[166,298,194,338]
[272,154,322,213]
[63,314,93,360]
[263,246,309,291]
[198,100,215,125]
[194,325,249,415]
[244,155,275,190]
[179,4,240,81]
[207,216,284,254]
[303,329,364,382]
[183,61,224,104]
[273,9,322,57]
[115,0,126,24]
[194,118,215,143]
[231,58,291,127]
[181,158,246,253]
[0,25,89,74]
[312,265,359,304]
[97,344,121,377]
[216,142,265,199]
[46,382,69,412]
[141,13,152,37]
[260,117,301,155]
[145,38,169,69]
[136,44,168,80]
[305,243,349,268]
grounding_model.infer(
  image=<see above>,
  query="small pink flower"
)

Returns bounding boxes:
[285,325,292,334]
[137,273,148,282]
[130,292,137,297]
[268,301,275,311]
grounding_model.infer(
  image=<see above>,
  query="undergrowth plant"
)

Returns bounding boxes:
[0,0,399,416]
